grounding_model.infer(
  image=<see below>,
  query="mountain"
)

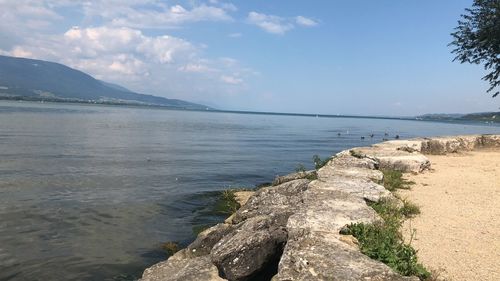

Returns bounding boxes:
[0,55,210,110]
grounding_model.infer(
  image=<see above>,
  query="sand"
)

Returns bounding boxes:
[399,149,500,281]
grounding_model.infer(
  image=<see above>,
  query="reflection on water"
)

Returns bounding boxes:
[0,101,498,280]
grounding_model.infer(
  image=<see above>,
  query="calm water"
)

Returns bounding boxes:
[0,101,498,281]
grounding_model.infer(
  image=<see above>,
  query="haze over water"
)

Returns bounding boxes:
[0,101,499,281]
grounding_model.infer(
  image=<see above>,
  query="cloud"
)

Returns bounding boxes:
[247,11,293,34]
[221,75,243,85]
[295,16,318,27]
[228,32,242,38]
[84,2,235,29]
[178,63,215,73]
[247,12,319,34]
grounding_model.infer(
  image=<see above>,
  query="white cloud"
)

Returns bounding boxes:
[93,2,235,29]
[178,63,214,73]
[296,16,318,27]
[228,32,242,38]
[247,12,293,35]
[247,12,319,34]
[221,75,243,85]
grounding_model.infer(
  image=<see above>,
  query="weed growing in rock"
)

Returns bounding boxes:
[161,241,180,256]
[213,189,241,215]
[295,164,306,172]
[312,155,331,170]
[382,170,415,191]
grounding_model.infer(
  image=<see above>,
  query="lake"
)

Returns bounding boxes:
[0,101,498,280]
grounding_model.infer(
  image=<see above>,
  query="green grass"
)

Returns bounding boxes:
[400,199,421,218]
[213,189,241,215]
[343,222,430,280]
[382,170,415,191]
[347,185,427,279]
[367,198,420,221]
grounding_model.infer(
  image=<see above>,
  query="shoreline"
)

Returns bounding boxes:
[140,134,500,281]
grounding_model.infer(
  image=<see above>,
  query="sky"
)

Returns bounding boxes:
[0,0,498,116]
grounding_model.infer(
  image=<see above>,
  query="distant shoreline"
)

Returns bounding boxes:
[1,97,499,126]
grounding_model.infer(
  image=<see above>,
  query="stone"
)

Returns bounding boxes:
[140,254,225,281]
[210,215,287,281]
[318,163,384,182]
[272,170,316,185]
[273,230,419,281]
[329,152,379,169]
[287,188,380,234]
[348,146,431,173]
[310,176,392,203]
[233,191,255,206]
[228,179,310,224]
[187,223,235,257]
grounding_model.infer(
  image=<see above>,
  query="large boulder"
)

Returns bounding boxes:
[310,176,392,203]
[273,230,419,281]
[228,179,310,224]
[210,215,287,281]
[140,253,225,281]
[286,188,380,234]
[186,223,235,257]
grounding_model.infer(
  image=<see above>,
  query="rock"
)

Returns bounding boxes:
[318,163,383,182]
[377,154,430,172]
[478,134,500,148]
[310,176,392,203]
[187,223,235,257]
[233,191,255,206]
[228,179,310,224]
[339,234,359,248]
[348,146,430,173]
[140,254,225,281]
[287,188,380,234]
[272,170,316,185]
[329,153,379,169]
[211,215,287,281]
[273,230,419,281]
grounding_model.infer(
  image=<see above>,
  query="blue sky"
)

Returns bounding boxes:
[0,0,498,115]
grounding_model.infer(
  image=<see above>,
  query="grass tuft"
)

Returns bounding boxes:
[212,189,241,215]
[382,170,415,191]
[312,155,331,170]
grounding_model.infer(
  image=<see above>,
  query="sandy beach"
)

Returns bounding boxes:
[400,149,500,281]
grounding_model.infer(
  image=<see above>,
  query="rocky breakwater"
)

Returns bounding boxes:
[140,134,500,281]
